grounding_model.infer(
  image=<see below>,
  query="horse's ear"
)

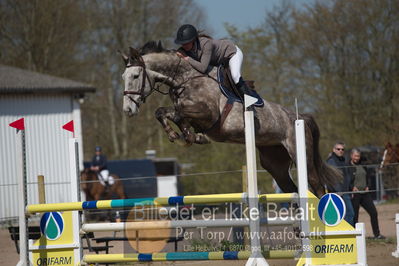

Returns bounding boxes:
[118,50,129,65]
[129,46,140,60]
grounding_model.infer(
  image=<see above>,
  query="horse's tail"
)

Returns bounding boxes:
[302,114,342,192]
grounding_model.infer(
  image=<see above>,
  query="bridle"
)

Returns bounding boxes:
[123,52,211,107]
[123,57,156,107]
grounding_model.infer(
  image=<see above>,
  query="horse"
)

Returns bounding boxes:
[381,142,399,166]
[119,41,341,198]
[379,142,399,198]
[80,168,126,201]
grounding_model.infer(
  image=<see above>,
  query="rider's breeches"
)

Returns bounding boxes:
[229,46,243,84]
[100,169,109,179]
[98,169,114,185]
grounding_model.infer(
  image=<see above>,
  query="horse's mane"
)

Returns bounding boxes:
[139,40,172,55]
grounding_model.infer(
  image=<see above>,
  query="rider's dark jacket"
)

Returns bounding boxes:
[91,154,108,171]
[326,153,352,192]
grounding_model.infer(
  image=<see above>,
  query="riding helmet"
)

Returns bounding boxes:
[95,146,102,152]
[174,24,198,45]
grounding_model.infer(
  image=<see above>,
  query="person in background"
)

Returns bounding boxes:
[349,148,385,239]
[326,142,355,226]
[91,146,112,185]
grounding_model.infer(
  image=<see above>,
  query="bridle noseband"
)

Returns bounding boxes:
[123,58,154,107]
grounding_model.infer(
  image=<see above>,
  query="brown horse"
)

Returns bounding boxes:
[120,41,341,198]
[381,142,399,166]
[80,168,126,201]
[380,142,399,198]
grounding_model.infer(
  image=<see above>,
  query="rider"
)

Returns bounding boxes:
[90,146,113,185]
[175,24,252,105]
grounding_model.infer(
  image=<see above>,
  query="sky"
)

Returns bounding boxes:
[193,0,311,38]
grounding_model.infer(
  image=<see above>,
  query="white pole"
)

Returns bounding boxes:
[392,214,399,258]
[295,120,309,203]
[69,138,80,202]
[17,129,28,266]
[69,138,82,261]
[295,120,311,264]
[356,223,367,265]
[244,95,268,266]
[72,99,84,171]
[81,217,297,232]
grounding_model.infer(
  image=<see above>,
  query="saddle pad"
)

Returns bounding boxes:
[217,66,264,107]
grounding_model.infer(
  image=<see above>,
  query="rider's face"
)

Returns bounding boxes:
[182,40,194,51]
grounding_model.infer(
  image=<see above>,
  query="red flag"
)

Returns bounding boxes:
[62,120,74,134]
[9,118,25,130]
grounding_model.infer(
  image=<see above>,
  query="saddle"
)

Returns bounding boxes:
[217,65,263,107]
[216,64,264,127]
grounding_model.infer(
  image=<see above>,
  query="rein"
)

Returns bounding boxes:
[123,55,211,104]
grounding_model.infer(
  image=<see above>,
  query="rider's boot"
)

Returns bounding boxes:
[236,77,260,130]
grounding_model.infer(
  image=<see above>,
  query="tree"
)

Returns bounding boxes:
[225,0,399,154]
[0,0,89,78]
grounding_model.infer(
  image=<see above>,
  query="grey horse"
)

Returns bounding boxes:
[120,41,340,198]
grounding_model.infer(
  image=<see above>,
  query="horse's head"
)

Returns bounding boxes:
[120,47,154,116]
[80,168,95,191]
[382,142,399,165]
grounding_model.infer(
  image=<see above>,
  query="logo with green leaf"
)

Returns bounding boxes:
[318,193,346,226]
[40,212,64,240]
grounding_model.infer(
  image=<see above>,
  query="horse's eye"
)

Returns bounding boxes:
[132,74,139,79]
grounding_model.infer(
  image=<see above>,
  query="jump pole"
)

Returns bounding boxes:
[9,118,28,266]
[244,95,268,266]
[81,217,298,232]
[393,213,399,258]
[295,119,311,264]
[69,137,83,261]
[27,192,298,213]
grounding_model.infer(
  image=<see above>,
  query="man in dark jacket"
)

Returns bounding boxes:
[326,142,355,226]
[348,148,385,239]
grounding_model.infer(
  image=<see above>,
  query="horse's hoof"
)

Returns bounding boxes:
[182,131,195,143]
[168,132,180,142]
[195,134,211,144]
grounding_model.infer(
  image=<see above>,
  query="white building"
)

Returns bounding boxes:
[0,65,95,222]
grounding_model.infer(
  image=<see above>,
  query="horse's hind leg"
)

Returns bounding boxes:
[257,145,297,193]
[281,128,325,198]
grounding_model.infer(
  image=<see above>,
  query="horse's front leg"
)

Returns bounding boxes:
[155,107,182,142]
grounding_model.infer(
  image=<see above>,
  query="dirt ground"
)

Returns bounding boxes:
[1,202,398,266]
